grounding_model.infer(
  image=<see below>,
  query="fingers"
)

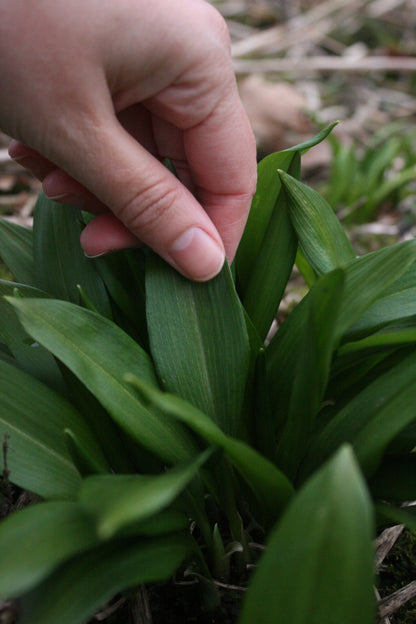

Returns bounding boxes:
[55,115,225,281]
[9,140,107,214]
[184,93,257,262]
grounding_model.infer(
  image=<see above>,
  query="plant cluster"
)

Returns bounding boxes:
[1,125,416,623]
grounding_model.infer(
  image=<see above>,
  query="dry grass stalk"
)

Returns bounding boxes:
[233,55,416,74]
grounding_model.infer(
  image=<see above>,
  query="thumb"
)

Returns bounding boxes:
[59,118,226,282]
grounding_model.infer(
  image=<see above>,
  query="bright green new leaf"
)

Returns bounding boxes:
[240,446,375,624]
[7,297,199,463]
[0,218,35,286]
[127,375,294,521]
[0,502,98,599]
[19,535,194,624]
[279,170,355,274]
[79,450,211,539]
[0,359,107,498]
[146,255,250,437]
[33,193,111,318]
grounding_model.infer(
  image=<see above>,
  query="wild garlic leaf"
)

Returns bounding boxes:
[240,446,375,624]
[146,255,250,437]
[7,297,199,463]
[279,170,355,274]
[0,358,107,498]
[19,535,194,624]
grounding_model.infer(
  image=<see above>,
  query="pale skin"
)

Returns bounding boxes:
[0,0,257,281]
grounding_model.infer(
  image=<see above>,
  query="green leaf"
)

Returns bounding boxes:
[376,503,416,533]
[19,535,194,624]
[281,121,339,155]
[92,248,148,348]
[275,270,345,479]
[0,280,64,392]
[79,451,211,539]
[0,502,98,599]
[302,349,416,477]
[0,359,108,498]
[146,255,250,437]
[64,429,109,478]
[236,150,295,289]
[338,322,416,359]
[127,376,294,521]
[279,170,355,274]
[345,261,416,341]
[0,218,35,285]
[7,297,198,464]
[33,193,111,318]
[240,446,375,624]
[236,155,299,340]
[267,241,416,422]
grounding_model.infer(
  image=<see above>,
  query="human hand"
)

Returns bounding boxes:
[0,0,256,281]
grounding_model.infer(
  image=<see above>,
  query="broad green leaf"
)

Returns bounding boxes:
[33,193,111,318]
[279,170,355,274]
[236,156,299,341]
[267,241,416,419]
[19,535,194,624]
[276,270,345,479]
[345,261,416,341]
[7,297,198,463]
[235,124,338,339]
[0,502,98,599]
[0,280,64,392]
[127,376,294,521]
[79,450,211,539]
[370,454,416,502]
[236,150,295,288]
[302,349,416,478]
[0,359,107,498]
[146,256,250,437]
[0,218,35,285]
[116,509,189,538]
[243,189,298,341]
[240,446,375,624]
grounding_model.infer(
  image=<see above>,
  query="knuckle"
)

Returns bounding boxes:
[117,182,179,237]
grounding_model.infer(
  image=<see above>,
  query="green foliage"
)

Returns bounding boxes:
[323,123,416,224]
[1,124,416,623]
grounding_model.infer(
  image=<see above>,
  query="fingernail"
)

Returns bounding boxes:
[169,227,225,281]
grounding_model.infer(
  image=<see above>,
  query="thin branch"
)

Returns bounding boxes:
[376,524,405,570]
[233,55,416,74]
[231,0,373,57]
[379,580,416,619]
